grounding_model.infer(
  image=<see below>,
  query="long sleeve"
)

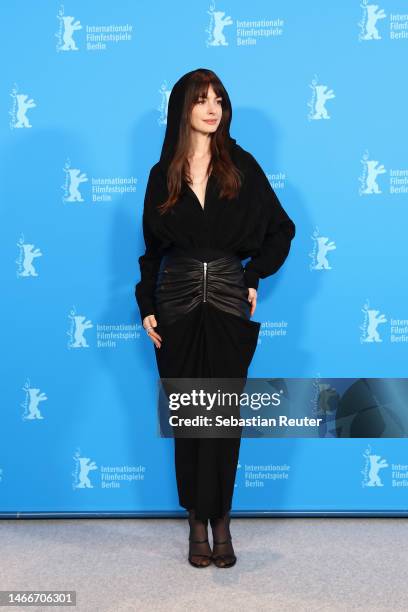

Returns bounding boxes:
[135,167,166,322]
[243,155,296,290]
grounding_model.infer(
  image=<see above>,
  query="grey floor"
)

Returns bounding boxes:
[0,517,407,612]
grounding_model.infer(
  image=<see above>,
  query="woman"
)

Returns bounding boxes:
[135,68,296,568]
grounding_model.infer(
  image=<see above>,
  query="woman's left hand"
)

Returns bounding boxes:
[247,288,257,317]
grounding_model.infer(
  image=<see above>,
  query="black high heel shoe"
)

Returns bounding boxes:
[210,511,237,568]
[188,535,213,568]
[211,535,237,568]
[188,509,212,568]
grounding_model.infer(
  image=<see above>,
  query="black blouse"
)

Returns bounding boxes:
[135,143,296,322]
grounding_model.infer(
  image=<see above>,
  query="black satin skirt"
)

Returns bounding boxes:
[152,248,261,520]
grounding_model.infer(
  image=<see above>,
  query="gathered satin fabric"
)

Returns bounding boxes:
[154,252,252,327]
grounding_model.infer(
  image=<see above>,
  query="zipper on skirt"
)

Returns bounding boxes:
[203,261,207,302]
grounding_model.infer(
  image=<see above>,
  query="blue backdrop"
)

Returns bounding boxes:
[1,1,408,516]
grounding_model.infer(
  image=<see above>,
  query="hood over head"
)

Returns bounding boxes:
[158,68,237,173]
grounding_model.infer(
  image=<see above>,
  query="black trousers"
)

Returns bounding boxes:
[153,248,260,521]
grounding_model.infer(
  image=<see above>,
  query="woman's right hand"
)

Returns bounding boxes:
[247,288,257,317]
[143,314,162,349]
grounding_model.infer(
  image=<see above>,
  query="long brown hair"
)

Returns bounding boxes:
[157,69,243,215]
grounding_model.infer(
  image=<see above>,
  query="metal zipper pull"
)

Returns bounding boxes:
[203,262,207,302]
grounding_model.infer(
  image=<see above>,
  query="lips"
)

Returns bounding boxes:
[204,119,217,124]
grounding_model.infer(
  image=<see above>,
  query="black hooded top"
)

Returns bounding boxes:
[135,69,296,322]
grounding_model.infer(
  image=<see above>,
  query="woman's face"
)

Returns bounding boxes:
[190,84,223,135]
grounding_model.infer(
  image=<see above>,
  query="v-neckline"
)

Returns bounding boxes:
[186,174,212,212]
